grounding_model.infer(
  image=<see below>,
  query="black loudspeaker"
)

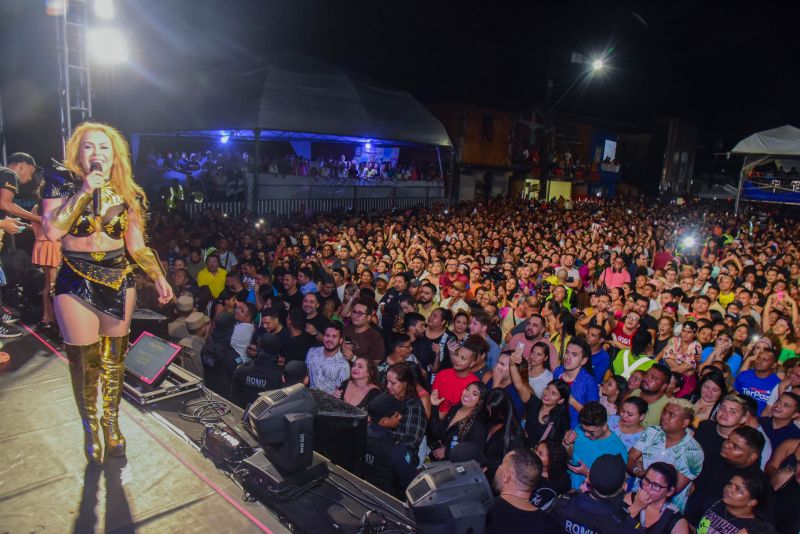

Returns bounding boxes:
[406,461,493,534]
[130,309,169,341]
[309,389,368,477]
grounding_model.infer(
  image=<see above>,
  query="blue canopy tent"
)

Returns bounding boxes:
[731,125,800,213]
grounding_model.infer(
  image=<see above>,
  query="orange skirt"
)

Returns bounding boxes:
[32,239,62,268]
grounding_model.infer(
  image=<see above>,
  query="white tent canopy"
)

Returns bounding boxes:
[731,125,800,156]
[732,125,800,213]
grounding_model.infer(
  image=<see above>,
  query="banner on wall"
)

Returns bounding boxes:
[741,176,800,203]
[354,146,400,163]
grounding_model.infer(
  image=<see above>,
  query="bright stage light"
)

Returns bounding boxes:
[592,59,604,71]
[88,27,128,64]
[95,0,115,20]
[365,141,372,150]
[220,133,230,144]
[681,236,696,248]
[45,0,67,16]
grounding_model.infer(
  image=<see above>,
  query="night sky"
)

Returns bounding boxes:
[2,0,799,162]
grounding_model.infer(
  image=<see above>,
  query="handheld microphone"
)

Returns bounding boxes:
[90,161,102,216]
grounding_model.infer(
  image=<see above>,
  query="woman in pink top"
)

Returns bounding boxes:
[659,321,702,397]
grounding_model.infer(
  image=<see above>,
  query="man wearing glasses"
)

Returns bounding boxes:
[562,401,628,490]
[343,299,385,362]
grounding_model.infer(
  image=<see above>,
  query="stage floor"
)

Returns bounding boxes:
[0,323,289,534]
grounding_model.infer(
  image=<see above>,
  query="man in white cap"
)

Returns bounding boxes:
[177,311,210,377]
[168,295,195,342]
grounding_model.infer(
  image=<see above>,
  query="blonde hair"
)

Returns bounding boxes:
[667,397,695,421]
[64,121,147,223]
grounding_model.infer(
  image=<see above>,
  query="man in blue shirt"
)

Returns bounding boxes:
[554,337,599,428]
[562,401,628,489]
[297,267,319,295]
[586,324,611,384]
[735,347,781,416]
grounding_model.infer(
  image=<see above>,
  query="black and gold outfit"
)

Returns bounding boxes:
[44,166,164,463]
[43,174,134,320]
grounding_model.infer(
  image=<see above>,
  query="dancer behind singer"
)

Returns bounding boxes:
[42,122,173,464]
[30,181,62,335]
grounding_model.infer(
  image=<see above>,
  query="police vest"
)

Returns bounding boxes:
[363,432,402,497]
[551,492,643,534]
[235,361,282,405]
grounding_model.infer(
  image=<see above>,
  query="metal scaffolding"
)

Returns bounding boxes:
[56,0,93,156]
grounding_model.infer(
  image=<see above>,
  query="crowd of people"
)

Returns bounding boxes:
[138,148,443,207]
[140,149,248,201]
[45,192,800,531]
[259,153,442,183]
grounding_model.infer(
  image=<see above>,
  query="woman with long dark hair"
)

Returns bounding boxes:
[654,316,676,357]
[532,440,571,510]
[483,388,525,482]
[430,381,488,460]
[690,370,727,426]
[510,348,571,443]
[334,357,381,408]
[600,374,629,416]
[526,341,554,399]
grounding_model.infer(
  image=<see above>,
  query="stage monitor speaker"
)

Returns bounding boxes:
[309,389,367,478]
[130,308,169,341]
[406,461,493,534]
[124,331,183,387]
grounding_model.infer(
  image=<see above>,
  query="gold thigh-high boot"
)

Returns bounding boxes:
[100,334,129,457]
[65,342,103,464]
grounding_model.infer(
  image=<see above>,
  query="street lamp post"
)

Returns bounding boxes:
[542,55,606,185]
[549,57,605,112]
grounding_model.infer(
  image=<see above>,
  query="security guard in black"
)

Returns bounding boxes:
[363,393,417,499]
[550,454,644,534]
[230,333,284,407]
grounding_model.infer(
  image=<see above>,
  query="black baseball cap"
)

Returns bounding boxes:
[588,454,627,496]
[367,393,402,421]
[256,333,283,356]
[7,152,42,171]
[283,361,308,385]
